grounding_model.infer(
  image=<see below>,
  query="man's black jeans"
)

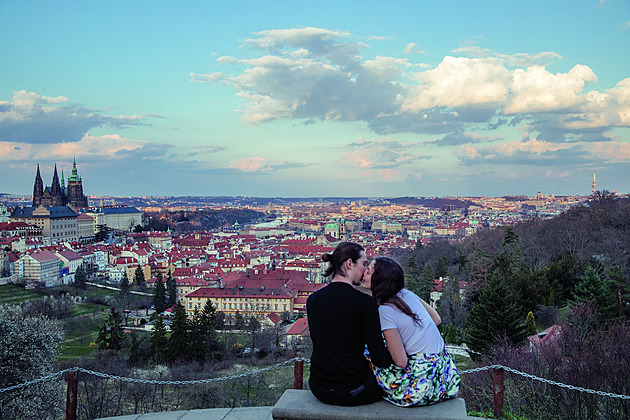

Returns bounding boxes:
[309,375,384,406]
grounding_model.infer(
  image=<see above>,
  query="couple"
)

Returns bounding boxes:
[306,242,460,407]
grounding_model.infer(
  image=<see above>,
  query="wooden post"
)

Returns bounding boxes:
[66,370,78,420]
[293,359,304,389]
[493,367,504,419]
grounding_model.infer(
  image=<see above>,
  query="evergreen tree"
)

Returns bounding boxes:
[134,266,146,290]
[96,307,125,351]
[608,265,630,320]
[74,264,87,289]
[417,264,435,302]
[234,311,245,329]
[247,316,261,349]
[128,333,146,366]
[573,266,616,323]
[149,315,169,364]
[166,270,177,307]
[525,311,537,336]
[168,304,190,361]
[435,256,449,279]
[189,300,220,362]
[465,271,526,356]
[119,271,130,309]
[405,257,420,295]
[153,273,167,314]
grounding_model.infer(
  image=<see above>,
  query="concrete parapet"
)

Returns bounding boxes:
[272,389,480,420]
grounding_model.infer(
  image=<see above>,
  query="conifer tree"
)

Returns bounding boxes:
[119,271,130,309]
[525,311,537,336]
[149,315,169,364]
[166,270,177,307]
[608,265,630,320]
[133,266,146,290]
[405,257,420,295]
[153,273,167,314]
[417,264,435,302]
[435,256,449,279]
[96,307,125,351]
[573,266,616,323]
[234,311,245,330]
[465,271,526,356]
[74,264,87,289]
[128,333,146,366]
[168,304,190,361]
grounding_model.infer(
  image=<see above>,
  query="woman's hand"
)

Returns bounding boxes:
[383,328,408,368]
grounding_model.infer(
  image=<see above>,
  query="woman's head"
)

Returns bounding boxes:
[367,257,405,304]
[367,256,421,324]
[322,242,366,284]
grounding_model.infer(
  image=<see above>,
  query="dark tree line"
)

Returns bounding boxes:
[398,196,630,356]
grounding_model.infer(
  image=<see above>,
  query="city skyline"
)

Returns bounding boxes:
[1,1,629,198]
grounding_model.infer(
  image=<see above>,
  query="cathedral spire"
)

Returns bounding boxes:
[51,164,63,206]
[33,164,44,206]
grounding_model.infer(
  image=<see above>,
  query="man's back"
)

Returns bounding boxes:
[307,282,392,389]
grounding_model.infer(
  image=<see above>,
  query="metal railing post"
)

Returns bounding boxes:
[493,367,504,418]
[66,370,78,420]
[293,359,304,389]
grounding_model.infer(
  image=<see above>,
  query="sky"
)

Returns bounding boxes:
[1,0,629,198]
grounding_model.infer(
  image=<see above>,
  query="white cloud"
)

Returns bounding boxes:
[403,42,426,55]
[504,65,598,114]
[341,137,425,168]
[0,90,147,143]
[402,56,511,112]
[228,156,306,173]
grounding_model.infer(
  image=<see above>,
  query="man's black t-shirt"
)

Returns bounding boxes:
[307,281,393,389]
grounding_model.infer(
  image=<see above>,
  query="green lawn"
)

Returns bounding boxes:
[0,284,40,305]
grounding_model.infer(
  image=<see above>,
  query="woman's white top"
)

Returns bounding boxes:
[378,288,445,355]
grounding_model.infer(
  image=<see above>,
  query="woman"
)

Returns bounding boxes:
[362,256,461,407]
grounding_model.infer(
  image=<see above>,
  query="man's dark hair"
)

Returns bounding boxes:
[322,242,365,278]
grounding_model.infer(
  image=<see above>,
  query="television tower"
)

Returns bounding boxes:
[592,172,596,194]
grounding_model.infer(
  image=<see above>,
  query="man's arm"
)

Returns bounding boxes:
[420,297,441,326]
[363,298,394,368]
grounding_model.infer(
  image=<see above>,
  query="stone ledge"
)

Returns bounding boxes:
[272,389,478,420]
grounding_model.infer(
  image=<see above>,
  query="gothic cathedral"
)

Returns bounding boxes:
[32,158,89,208]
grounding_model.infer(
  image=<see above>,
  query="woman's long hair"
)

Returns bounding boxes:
[371,257,420,324]
[321,242,365,278]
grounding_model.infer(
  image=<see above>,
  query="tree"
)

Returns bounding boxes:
[247,316,261,349]
[168,304,190,362]
[166,270,177,307]
[465,271,526,356]
[119,271,131,309]
[435,256,449,278]
[416,264,435,302]
[573,266,616,323]
[153,273,167,314]
[74,264,87,289]
[133,266,146,290]
[133,224,143,233]
[128,333,147,366]
[0,305,65,419]
[524,311,537,336]
[95,224,111,242]
[96,307,125,351]
[149,315,168,364]
[608,265,630,320]
[189,300,220,362]
[234,311,245,329]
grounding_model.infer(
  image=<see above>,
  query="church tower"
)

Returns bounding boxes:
[50,164,63,206]
[66,157,89,208]
[32,164,44,207]
[592,172,597,194]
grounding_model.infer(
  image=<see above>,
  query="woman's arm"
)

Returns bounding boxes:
[383,328,407,368]
[420,298,441,326]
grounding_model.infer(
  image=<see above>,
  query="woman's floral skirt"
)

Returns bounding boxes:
[367,348,461,407]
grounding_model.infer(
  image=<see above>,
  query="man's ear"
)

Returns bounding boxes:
[344,258,353,270]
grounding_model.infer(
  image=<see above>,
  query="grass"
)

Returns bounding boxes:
[0,284,41,305]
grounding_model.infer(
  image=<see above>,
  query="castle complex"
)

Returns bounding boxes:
[32,158,89,208]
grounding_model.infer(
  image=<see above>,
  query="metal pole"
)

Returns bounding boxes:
[493,367,504,419]
[293,359,304,389]
[66,370,78,420]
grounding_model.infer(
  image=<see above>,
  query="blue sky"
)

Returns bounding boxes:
[1,0,629,198]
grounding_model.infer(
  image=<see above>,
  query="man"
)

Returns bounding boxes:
[306,242,393,406]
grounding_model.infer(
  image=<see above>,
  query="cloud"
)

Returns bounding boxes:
[403,42,426,55]
[341,137,428,168]
[193,26,630,151]
[0,91,148,143]
[453,138,630,166]
[228,156,308,173]
[431,131,503,146]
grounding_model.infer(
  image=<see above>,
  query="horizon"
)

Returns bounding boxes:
[1,1,629,197]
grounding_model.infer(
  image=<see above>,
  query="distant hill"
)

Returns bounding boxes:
[387,196,475,209]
